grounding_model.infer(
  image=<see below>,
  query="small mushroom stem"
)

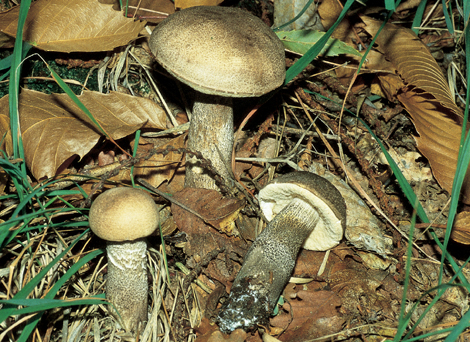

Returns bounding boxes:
[106,239,148,332]
[217,198,320,332]
[185,92,234,190]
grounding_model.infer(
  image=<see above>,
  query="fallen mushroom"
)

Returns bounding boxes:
[149,6,286,190]
[217,171,347,332]
[89,187,159,332]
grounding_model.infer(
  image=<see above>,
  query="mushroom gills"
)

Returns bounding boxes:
[217,197,320,332]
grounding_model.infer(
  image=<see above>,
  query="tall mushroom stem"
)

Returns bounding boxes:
[106,240,148,332]
[185,93,234,190]
[217,198,320,332]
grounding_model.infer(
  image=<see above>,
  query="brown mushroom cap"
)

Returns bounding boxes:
[89,187,159,242]
[258,171,346,251]
[149,6,286,97]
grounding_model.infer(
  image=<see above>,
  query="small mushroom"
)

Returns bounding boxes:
[149,6,286,190]
[217,172,347,332]
[89,187,159,332]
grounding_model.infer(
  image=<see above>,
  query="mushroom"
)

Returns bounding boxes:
[217,171,347,332]
[89,187,159,332]
[149,6,286,190]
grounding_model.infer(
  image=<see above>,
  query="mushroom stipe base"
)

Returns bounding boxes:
[217,198,320,332]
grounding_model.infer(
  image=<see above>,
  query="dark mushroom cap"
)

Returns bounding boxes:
[149,6,286,97]
[258,171,347,250]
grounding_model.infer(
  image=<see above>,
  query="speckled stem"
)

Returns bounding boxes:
[185,92,234,191]
[106,239,148,332]
[217,198,320,332]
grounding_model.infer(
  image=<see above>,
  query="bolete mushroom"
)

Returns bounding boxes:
[217,171,347,332]
[89,187,159,332]
[149,6,286,190]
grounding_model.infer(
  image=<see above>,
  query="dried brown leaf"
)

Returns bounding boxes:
[0,0,146,52]
[362,16,462,118]
[270,289,343,341]
[0,89,167,179]
[396,88,462,194]
[361,16,470,202]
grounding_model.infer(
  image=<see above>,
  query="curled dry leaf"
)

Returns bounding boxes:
[0,0,146,52]
[360,16,469,202]
[0,89,167,180]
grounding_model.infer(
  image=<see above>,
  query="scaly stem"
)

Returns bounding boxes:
[217,198,320,332]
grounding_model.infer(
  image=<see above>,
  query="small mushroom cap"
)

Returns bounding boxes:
[258,172,346,251]
[89,187,159,242]
[149,6,286,97]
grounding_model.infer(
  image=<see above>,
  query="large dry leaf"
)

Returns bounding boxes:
[361,17,469,202]
[0,0,146,52]
[0,89,167,179]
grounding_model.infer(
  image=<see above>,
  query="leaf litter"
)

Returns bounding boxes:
[0,0,469,341]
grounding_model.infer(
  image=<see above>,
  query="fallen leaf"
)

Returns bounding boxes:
[0,89,167,179]
[0,0,146,52]
[361,16,470,202]
[270,289,343,341]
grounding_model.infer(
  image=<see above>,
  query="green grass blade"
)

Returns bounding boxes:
[411,0,428,34]
[10,249,104,342]
[9,0,31,165]
[440,0,454,34]
[394,209,417,341]
[47,67,108,138]
[0,297,105,316]
[0,230,91,323]
[0,42,32,81]
[402,260,470,339]
[284,0,355,84]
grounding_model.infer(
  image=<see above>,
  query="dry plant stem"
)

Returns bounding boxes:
[217,198,320,332]
[295,88,396,219]
[185,93,234,190]
[106,240,148,331]
[173,247,225,340]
